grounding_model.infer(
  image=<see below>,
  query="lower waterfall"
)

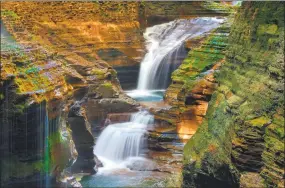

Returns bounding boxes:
[94,111,154,165]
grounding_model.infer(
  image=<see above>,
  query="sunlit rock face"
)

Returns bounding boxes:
[1,21,74,185]
[1,2,232,91]
[183,2,284,187]
[1,2,144,68]
[0,3,138,186]
[153,23,230,141]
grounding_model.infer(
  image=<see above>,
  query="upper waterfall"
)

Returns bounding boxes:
[137,17,224,90]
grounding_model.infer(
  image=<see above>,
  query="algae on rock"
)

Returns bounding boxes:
[182,2,284,187]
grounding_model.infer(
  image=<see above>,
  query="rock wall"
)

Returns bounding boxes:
[0,2,247,187]
[0,59,74,187]
[1,2,144,68]
[1,2,232,91]
[143,1,233,27]
[183,2,284,187]
[155,22,230,141]
[0,4,137,187]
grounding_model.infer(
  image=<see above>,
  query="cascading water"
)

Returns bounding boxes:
[82,17,226,188]
[137,17,224,90]
[94,111,154,164]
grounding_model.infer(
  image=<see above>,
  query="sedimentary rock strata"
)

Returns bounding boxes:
[182,2,284,187]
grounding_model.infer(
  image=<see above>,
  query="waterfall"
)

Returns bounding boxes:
[137,17,224,90]
[94,111,153,163]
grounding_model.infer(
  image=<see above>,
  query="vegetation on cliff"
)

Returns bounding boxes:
[1,2,137,186]
[1,1,283,188]
[183,2,284,187]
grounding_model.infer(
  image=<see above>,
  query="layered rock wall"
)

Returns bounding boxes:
[1,2,144,68]
[156,23,230,140]
[0,3,138,186]
[1,2,232,91]
[183,2,284,187]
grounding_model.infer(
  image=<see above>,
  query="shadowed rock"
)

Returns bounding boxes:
[68,101,97,174]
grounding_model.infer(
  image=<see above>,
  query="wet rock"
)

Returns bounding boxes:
[94,155,103,168]
[86,96,138,126]
[240,172,265,188]
[183,2,284,187]
[126,158,158,171]
[68,102,97,174]
[105,113,133,124]
[232,117,270,172]
[114,65,140,90]
[59,176,82,188]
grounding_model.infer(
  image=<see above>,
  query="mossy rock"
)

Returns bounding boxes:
[97,82,118,98]
[183,1,284,187]
[257,24,278,36]
[246,116,271,128]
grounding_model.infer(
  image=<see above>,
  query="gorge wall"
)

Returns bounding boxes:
[1,1,277,188]
[1,1,231,90]
[182,2,284,187]
[1,2,138,187]
[1,1,229,186]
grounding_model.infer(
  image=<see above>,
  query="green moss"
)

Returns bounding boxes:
[247,116,271,127]
[257,24,278,36]
[267,123,284,140]
[138,179,158,187]
[25,66,40,74]
[202,2,236,14]
[227,95,244,108]
[183,2,284,187]
[91,68,105,75]
[184,92,232,164]
[1,10,19,19]
[264,136,284,153]
[47,131,70,174]
[171,32,228,92]
[138,172,182,188]
[91,68,108,79]
[48,132,62,147]
[14,102,29,114]
[101,82,113,88]
[1,157,45,182]
[164,172,183,188]
[0,93,4,100]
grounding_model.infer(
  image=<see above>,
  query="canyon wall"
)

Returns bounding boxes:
[163,22,230,134]
[1,1,231,90]
[1,3,138,187]
[0,2,239,187]
[182,2,284,187]
[143,1,232,27]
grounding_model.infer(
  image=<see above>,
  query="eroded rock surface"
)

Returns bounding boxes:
[183,2,284,187]
[68,101,96,174]
[0,5,138,187]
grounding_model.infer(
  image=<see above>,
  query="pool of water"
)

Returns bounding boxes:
[80,157,167,188]
[125,90,165,102]
[80,169,166,187]
[80,172,143,187]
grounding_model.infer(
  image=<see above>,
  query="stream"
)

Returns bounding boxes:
[80,17,224,187]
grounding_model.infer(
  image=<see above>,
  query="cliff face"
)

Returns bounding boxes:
[1,2,225,186]
[1,1,231,90]
[183,2,284,187]
[143,1,233,27]
[1,2,144,68]
[0,3,138,187]
[151,21,230,143]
